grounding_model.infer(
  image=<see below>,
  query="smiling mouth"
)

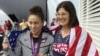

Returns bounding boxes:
[59,20,65,22]
[33,29,36,31]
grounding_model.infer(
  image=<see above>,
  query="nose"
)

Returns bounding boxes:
[59,15,63,19]
[31,23,35,28]
[57,15,63,19]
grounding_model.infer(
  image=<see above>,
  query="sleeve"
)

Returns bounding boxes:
[48,35,54,56]
[2,36,22,56]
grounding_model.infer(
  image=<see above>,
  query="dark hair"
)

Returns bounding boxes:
[28,6,44,22]
[56,1,79,27]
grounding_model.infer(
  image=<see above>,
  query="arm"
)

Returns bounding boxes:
[48,35,54,56]
[2,36,22,56]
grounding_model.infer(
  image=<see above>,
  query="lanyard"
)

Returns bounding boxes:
[30,32,42,56]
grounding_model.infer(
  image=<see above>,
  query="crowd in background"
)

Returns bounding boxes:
[0,19,28,52]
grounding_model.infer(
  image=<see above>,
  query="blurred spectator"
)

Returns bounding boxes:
[50,18,59,34]
[20,19,28,30]
[43,20,52,35]
[4,20,12,39]
[0,25,4,51]
[4,21,8,31]
[50,18,56,26]
[7,20,12,31]
[12,21,20,31]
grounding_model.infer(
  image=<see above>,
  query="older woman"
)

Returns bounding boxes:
[52,1,99,56]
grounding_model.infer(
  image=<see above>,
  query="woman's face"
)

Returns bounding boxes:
[27,15,43,35]
[57,8,70,27]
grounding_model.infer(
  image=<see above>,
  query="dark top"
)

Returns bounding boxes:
[53,30,70,56]
[33,37,39,43]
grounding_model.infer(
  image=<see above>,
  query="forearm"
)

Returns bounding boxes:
[1,49,12,56]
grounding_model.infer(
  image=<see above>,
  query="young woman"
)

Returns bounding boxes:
[52,1,99,56]
[2,6,54,56]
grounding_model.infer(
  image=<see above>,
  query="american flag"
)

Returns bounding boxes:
[65,26,99,56]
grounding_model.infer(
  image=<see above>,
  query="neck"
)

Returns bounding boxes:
[31,30,42,38]
[61,26,70,38]
[61,26,70,31]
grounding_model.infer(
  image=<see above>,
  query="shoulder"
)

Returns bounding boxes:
[73,25,89,39]
[74,25,87,32]
[18,30,30,39]
[42,32,54,43]
[42,32,54,39]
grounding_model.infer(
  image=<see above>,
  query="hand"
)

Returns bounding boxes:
[37,53,43,56]
[2,39,9,51]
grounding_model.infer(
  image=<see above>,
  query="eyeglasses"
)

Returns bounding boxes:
[56,13,68,17]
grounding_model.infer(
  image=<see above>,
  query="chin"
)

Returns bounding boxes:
[31,31,36,33]
[60,23,64,25]
[60,24,67,26]
[32,32,37,35]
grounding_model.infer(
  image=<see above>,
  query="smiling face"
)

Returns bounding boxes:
[56,8,70,27]
[27,15,43,35]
